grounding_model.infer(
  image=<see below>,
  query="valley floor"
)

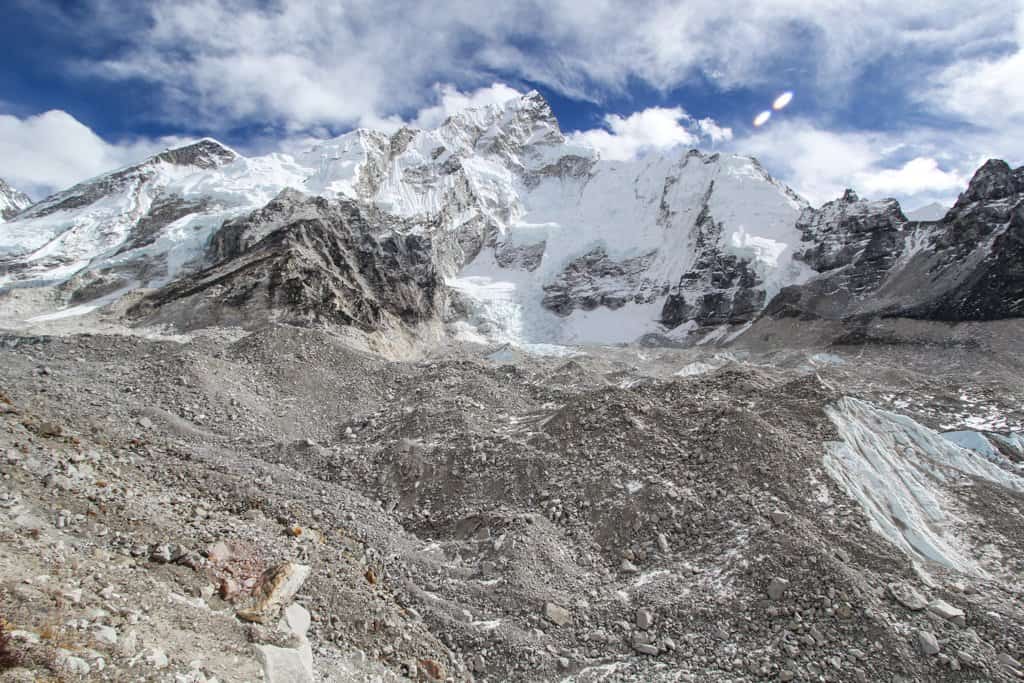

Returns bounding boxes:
[1,318,1023,682]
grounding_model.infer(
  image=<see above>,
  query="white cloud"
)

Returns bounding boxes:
[696,118,733,144]
[412,83,525,130]
[571,107,697,161]
[922,8,1024,129]
[857,157,966,197]
[69,0,1018,133]
[735,119,973,208]
[0,110,183,198]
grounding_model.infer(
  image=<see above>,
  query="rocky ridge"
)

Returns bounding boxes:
[0,180,31,222]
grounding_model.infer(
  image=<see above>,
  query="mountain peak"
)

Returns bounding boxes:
[152,138,238,169]
[0,177,32,220]
[956,158,1021,207]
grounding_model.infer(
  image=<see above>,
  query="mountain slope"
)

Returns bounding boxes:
[765,160,1024,323]
[127,191,444,335]
[0,91,1021,344]
[0,92,811,343]
[0,178,32,221]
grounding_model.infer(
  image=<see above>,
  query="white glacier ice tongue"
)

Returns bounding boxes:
[823,397,1024,577]
[0,92,812,343]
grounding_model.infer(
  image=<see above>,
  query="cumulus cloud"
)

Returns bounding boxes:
[922,9,1024,129]
[0,110,184,198]
[735,119,973,208]
[571,108,696,161]
[696,118,733,144]
[570,107,733,161]
[66,0,1017,133]
[857,157,966,197]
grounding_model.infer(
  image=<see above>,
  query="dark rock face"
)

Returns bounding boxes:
[129,192,444,332]
[661,196,767,327]
[542,247,662,316]
[765,159,1024,323]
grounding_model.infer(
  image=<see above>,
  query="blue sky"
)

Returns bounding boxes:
[2,0,1023,209]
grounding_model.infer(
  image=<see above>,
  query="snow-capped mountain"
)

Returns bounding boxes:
[0,92,811,342]
[904,201,947,222]
[0,178,32,221]
[0,91,1021,343]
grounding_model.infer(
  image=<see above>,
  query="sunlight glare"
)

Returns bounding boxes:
[772,91,794,110]
[753,110,772,127]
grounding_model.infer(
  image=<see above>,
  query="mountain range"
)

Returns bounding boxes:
[1,92,1021,344]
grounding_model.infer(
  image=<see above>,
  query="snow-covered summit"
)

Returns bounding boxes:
[0,91,835,343]
[0,178,32,222]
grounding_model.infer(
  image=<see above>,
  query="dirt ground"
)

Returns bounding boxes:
[1,317,1023,682]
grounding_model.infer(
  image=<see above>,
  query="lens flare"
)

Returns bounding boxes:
[753,110,772,127]
[772,91,794,110]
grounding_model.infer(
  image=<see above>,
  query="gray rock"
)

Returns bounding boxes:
[635,609,654,630]
[620,559,639,573]
[656,533,670,553]
[150,544,175,563]
[93,624,118,645]
[888,582,927,611]
[779,670,795,682]
[917,630,940,656]
[543,602,571,626]
[767,577,790,600]
[928,599,965,626]
[633,643,659,656]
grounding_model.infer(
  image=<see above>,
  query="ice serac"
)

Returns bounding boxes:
[765,160,1024,323]
[128,191,444,333]
[0,178,32,221]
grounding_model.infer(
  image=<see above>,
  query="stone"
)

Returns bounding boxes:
[997,653,1022,673]
[284,603,311,640]
[779,670,795,682]
[60,653,91,676]
[635,609,654,630]
[767,577,790,600]
[770,510,789,524]
[93,624,118,645]
[206,541,232,563]
[928,599,966,626]
[145,647,170,668]
[418,658,445,681]
[656,533,670,553]
[137,416,154,430]
[543,602,571,626]
[150,544,175,563]
[256,644,314,683]
[238,562,311,624]
[38,421,63,437]
[917,630,940,656]
[620,559,639,573]
[633,643,659,656]
[888,582,927,611]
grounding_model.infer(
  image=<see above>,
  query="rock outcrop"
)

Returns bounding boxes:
[765,160,1024,323]
[128,192,444,333]
[0,178,32,221]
